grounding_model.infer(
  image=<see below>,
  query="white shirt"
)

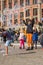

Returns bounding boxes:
[19,33,24,39]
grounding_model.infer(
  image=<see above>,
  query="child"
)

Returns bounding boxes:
[19,28,25,49]
[3,29,14,56]
[32,28,38,49]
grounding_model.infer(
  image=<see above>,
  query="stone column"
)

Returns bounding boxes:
[6,0,9,26]
[18,0,20,24]
[30,0,33,19]
[12,0,14,25]
[24,0,26,20]
[38,0,42,22]
[1,0,3,26]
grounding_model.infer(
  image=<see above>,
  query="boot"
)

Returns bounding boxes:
[31,46,34,50]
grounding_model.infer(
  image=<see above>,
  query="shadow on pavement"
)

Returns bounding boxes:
[8,51,36,56]
[17,51,36,55]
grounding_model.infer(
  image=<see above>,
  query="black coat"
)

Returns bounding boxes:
[23,20,34,33]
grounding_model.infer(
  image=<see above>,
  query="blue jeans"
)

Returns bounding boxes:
[5,40,12,46]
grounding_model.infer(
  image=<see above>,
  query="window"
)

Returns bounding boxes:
[20,19,23,24]
[2,15,7,26]
[42,9,43,17]
[14,14,18,24]
[26,9,30,17]
[3,0,6,10]
[20,0,24,7]
[33,8,38,16]
[9,0,12,9]
[20,12,24,18]
[3,15,7,21]
[33,0,37,4]
[14,14,18,19]
[14,19,18,24]
[14,0,18,5]
[3,21,7,26]
[26,0,30,5]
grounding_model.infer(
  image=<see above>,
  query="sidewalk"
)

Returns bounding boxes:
[0,43,43,65]
[11,42,41,47]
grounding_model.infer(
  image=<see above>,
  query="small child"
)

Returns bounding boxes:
[19,28,25,49]
[32,28,38,49]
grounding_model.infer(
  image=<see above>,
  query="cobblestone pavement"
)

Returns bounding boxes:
[0,43,43,65]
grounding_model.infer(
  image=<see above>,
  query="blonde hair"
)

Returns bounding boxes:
[20,28,23,33]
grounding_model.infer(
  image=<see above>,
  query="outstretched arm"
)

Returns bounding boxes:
[23,20,28,26]
[31,18,35,27]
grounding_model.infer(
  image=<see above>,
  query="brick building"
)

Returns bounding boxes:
[0,0,43,27]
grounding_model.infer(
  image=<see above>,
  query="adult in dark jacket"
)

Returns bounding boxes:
[23,18,35,50]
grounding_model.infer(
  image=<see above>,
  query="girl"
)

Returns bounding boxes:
[19,28,25,49]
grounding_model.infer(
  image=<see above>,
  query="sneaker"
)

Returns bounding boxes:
[35,46,37,49]
[3,54,8,56]
[31,46,34,50]
[19,47,22,49]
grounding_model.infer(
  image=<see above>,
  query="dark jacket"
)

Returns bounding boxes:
[23,20,34,33]
[6,31,12,40]
[32,32,38,41]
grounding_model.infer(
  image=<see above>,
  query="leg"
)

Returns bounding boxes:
[5,40,11,55]
[35,41,37,49]
[5,46,8,55]
[22,40,25,49]
[27,34,30,48]
[26,34,33,50]
[19,40,22,49]
[29,34,34,50]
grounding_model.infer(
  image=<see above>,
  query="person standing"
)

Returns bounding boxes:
[38,33,43,49]
[23,18,35,50]
[19,28,25,49]
[32,28,38,49]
